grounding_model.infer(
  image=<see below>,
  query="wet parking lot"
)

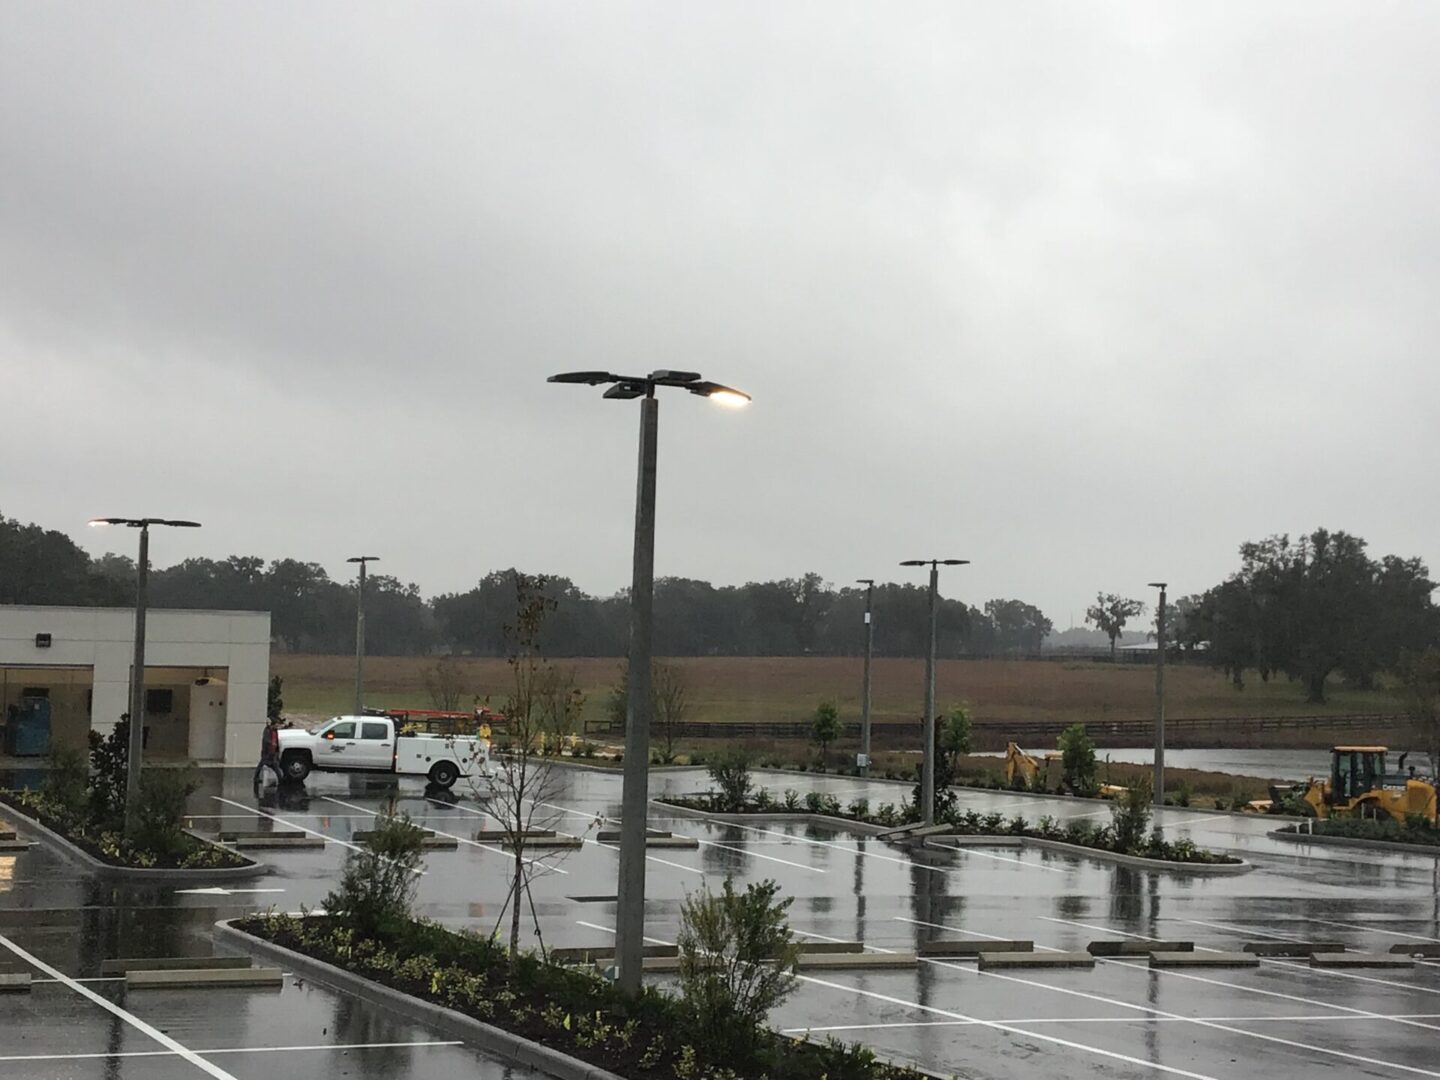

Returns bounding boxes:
[5,763,1440,1079]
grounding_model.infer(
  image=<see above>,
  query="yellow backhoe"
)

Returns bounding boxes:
[1004,742,1127,799]
[1245,746,1437,823]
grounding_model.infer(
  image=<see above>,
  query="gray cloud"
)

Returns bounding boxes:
[4,3,1438,620]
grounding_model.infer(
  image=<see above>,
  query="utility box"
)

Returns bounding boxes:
[5,698,51,757]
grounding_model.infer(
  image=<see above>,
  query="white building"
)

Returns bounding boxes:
[0,605,270,765]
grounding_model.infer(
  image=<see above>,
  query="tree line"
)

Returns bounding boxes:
[6,513,1437,702]
[0,513,1051,658]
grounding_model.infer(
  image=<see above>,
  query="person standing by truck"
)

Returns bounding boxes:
[253,716,282,789]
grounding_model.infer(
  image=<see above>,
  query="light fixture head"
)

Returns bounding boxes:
[941,559,970,566]
[602,381,647,400]
[648,369,703,385]
[548,371,617,385]
[899,560,926,567]
[1148,581,1167,589]
[687,380,751,406]
[856,578,875,586]
[347,555,381,564]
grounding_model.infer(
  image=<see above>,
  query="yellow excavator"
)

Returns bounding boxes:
[1004,742,1127,799]
[1245,746,1437,823]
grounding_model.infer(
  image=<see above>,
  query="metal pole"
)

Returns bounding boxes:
[922,563,938,825]
[615,392,658,995]
[354,561,367,715]
[860,581,874,776]
[1153,584,1167,808]
[123,524,150,835]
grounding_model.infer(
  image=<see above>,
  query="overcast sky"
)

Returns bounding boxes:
[4,3,1438,627]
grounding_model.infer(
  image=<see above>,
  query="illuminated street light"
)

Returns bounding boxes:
[548,368,749,995]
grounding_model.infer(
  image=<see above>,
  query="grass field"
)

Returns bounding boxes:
[273,653,1404,729]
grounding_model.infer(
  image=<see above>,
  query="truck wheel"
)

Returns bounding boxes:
[281,752,311,782]
[429,761,459,788]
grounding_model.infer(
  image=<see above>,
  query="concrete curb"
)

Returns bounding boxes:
[659,801,1251,873]
[1013,836,1252,874]
[656,803,889,835]
[1268,828,1440,858]
[0,798,265,883]
[214,920,626,1080]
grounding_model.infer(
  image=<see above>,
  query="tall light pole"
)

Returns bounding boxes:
[1149,581,1168,809]
[348,556,380,715]
[900,558,968,825]
[857,579,875,775]
[89,517,201,836]
[549,368,750,995]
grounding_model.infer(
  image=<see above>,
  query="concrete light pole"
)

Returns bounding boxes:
[548,368,749,995]
[1149,581,1168,808]
[348,556,380,715]
[900,558,968,825]
[857,579,875,775]
[89,517,201,836]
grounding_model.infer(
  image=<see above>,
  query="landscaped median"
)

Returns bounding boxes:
[0,718,257,880]
[219,912,930,1080]
[661,759,1249,873]
[0,788,259,880]
[1271,816,1440,856]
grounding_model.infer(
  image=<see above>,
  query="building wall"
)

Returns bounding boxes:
[0,606,271,765]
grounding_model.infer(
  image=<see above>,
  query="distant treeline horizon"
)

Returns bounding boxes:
[1,512,1055,658]
[5,515,1435,703]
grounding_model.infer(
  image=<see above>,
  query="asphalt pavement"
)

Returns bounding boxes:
[4,762,1440,1079]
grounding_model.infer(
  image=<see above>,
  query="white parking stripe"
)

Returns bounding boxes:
[580,920,1220,1079]
[0,1040,464,1063]
[318,795,567,876]
[1300,915,1440,942]
[0,932,239,1080]
[210,795,427,873]
[893,917,1440,1076]
[784,1012,1440,1033]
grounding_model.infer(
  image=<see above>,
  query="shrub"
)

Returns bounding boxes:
[707,749,753,812]
[88,717,130,827]
[781,789,801,811]
[1175,783,1192,808]
[820,794,842,817]
[43,746,89,820]
[1057,723,1097,797]
[677,878,799,1067]
[1109,776,1153,853]
[1063,819,1098,846]
[803,791,825,814]
[847,798,870,820]
[1035,815,1061,840]
[131,768,201,858]
[753,788,774,811]
[874,803,898,826]
[323,812,427,937]
[1006,814,1028,836]
[811,700,840,765]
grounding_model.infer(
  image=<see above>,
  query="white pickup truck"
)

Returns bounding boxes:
[276,715,489,789]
